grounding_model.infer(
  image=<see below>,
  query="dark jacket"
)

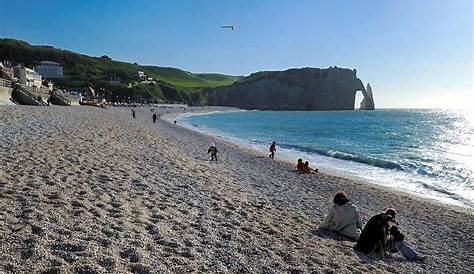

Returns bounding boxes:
[355,213,390,255]
[208,146,217,155]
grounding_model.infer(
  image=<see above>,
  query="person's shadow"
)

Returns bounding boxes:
[310,227,353,242]
[311,228,405,265]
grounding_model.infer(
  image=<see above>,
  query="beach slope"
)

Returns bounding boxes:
[0,106,472,274]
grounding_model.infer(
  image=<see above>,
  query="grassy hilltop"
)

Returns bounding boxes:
[0,38,241,103]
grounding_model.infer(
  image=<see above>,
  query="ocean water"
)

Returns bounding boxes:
[178,109,474,208]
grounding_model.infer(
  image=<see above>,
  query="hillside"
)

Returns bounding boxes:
[0,38,241,103]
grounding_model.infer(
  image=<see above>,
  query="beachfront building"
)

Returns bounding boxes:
[34,61,64,79]
[109,75,121,85]
[132,71,147,81]
[14,65,42,88]
[0,61,14,80]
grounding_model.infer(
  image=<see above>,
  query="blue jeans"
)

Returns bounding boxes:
[386,239,422,261]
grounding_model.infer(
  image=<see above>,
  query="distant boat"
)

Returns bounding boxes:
[11,86,47,106]
[221,25,235,31]
[49,91,71,106]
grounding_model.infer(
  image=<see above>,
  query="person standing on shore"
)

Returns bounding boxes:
[208,143,218,162]
[269,141,277,159]
[131,109,136,119]
[152,113,157,123]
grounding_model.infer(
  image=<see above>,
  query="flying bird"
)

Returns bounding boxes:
[221,25,235,31]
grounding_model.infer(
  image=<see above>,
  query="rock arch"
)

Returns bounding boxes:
[358,83,374,110]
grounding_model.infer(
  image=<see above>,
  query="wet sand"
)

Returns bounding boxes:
[0,106,472,274]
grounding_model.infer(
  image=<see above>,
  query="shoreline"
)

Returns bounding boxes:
[1,106,472,273]
[169,108,473,211]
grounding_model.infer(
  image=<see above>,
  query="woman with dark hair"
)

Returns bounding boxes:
[319,192,363,240]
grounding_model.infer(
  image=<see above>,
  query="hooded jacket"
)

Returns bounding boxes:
[320,202,363,240]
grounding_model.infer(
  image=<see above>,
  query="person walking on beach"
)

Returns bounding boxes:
[152,113,157,123]
[131,109,136,119]
[319,192,363,240]
[208,143,218,162]
[269,141,277,159]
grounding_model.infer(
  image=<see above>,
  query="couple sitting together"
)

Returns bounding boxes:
[319,192,425,261]
[296,158,318,173]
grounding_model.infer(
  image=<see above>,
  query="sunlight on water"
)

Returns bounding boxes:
[179,109,474,208]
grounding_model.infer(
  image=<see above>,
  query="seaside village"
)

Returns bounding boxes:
[0,60,153,107]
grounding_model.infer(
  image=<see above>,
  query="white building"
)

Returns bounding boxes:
[14,65,43,88]
[34,61,64,79]
[133,71,147,81]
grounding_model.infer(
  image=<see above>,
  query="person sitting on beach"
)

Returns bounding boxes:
[208,143,218,162]
[269,141,277,159]
[302,161,318,173]
[296,158,304,171]
[383,209,425,261]
[355,210,395,257]
[319,192,363,240]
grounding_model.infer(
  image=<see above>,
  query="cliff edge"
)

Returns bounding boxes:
[194,67,374,110]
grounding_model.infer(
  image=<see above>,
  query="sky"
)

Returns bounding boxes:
[0,0,472,108]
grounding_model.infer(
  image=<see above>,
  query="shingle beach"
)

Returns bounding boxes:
[1,106,472,274]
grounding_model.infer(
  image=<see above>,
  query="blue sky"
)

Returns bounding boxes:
[1,0,472,108]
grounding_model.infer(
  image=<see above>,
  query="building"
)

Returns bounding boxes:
[14,65,43,88]
[132,71,147,81]
[34,61,64,79]
[0,61,14,80]
[109,75,121,85]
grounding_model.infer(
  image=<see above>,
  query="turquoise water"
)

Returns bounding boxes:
[179,109,474,208]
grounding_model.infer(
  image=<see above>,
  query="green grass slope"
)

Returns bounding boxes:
[0,38,240,93]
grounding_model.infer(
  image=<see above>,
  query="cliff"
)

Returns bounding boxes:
[195,67,374,110]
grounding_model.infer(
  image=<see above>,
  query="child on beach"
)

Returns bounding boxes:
[269,141,276,159]
[296,158,304,171]
[302,161,318,173]
[319,192,363,240]
[208,143,218,162]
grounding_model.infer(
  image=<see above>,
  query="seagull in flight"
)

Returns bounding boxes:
[221,25,235,31]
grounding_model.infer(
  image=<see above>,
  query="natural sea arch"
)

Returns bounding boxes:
[354,91,365,110]
[355,83,374,110]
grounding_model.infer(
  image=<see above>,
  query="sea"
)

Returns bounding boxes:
[177,109,474,208]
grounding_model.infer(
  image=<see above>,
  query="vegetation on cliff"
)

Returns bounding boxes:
[0,38,240,103]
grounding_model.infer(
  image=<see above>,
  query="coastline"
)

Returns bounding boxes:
[1,106,472,273]
[171,108,473,210]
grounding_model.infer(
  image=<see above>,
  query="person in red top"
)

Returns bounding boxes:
[296,158,304,171]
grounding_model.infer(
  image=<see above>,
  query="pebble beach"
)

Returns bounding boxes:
[0,106,473,274]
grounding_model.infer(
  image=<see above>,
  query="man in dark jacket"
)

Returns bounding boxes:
[208,143,218,162]
[355,210,396,256]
